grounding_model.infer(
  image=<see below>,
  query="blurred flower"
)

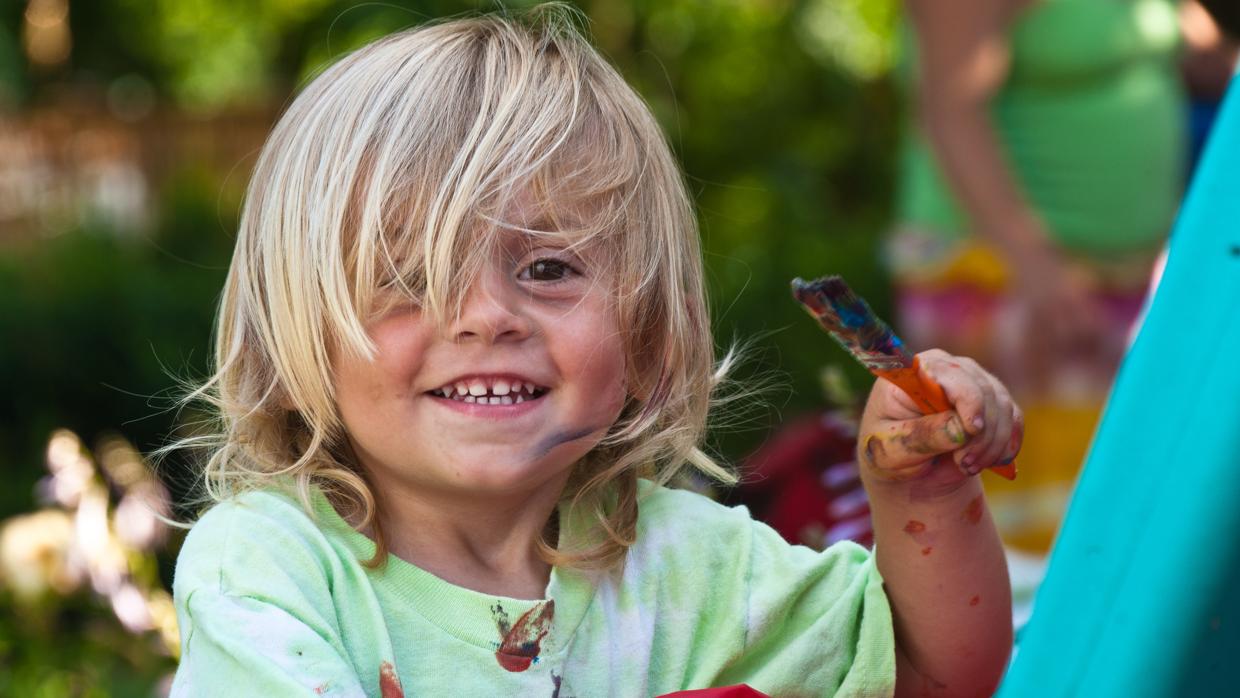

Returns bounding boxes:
[0,508,82,600]
[98,434,149,490]
[115,482,171,551]
[75,482,127,596]
[111,581,153,632]
[147,588,181,657]
[42,428,95,508]
[1,428,179,656]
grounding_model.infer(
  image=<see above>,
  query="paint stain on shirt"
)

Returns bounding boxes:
[379,661,404,698]
[962,495,983,525]
[492,600,555,672]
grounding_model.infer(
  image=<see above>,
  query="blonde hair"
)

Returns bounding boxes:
[180,4,734,570]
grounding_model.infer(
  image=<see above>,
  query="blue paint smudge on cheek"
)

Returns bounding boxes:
[526,425,603,461]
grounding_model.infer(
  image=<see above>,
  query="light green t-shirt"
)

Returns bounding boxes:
[171,481,895,697]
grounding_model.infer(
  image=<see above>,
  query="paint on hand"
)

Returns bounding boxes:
[962,495,984,525]
[492,600,555,672]
[898,414,965,452]
[969,595,981,606]
[379,661,404,698]
[862,434,930,482]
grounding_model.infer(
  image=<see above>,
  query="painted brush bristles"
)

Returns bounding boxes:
[791,275,1017,480]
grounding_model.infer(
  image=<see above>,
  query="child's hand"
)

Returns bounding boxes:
[857,349,1022,494]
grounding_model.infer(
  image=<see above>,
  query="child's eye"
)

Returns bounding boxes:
[518,257,578,282]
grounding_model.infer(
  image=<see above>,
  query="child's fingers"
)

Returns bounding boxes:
[956,371,1014,474]
[918,352,992,437]
[996,405,1024,467]
[861,411,968,478]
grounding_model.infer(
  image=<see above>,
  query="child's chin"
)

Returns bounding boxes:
[445,455,572,493]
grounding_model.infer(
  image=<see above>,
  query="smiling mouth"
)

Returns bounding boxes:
[428,378,548,405]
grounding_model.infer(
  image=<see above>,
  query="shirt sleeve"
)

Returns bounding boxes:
[715,520,896,698]
[173,588,367,697]
[170,493,373,697]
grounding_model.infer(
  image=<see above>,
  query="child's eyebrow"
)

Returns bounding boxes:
[519,216,559,233]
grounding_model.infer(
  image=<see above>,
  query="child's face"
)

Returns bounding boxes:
[332,218,627,504]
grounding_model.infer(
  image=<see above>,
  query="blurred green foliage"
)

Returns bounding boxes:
[0,595,173,698]
[1,169,236,521]
[3,1,900,691]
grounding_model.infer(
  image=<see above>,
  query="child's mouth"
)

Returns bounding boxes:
[427,377,548,405]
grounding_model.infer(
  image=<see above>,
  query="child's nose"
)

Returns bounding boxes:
[449,270,532,344]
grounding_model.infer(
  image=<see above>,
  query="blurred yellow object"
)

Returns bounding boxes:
[0,428,180,656]
[0,509,81,600]
[932,242,1010,292]
[890,234,1011,293]
[984,401,1103,553]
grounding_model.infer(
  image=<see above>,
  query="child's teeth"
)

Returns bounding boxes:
[456,382,469,396]
[514,395,524,404]
[493,380,510,396]
[442,385,454,398]
[524,382,535,394]
[500,395,513,405]
[464,395,476,403]
[468,381,487,397]
[488,396,501,405]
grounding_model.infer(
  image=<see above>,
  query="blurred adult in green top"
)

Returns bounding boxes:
[890,0,1188,552]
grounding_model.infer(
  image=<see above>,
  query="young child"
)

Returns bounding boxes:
[170,7,1018,697]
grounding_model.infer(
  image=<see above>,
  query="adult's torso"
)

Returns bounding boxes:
[897,0,1186,257]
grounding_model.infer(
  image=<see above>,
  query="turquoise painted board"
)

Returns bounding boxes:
[998,79,1240,696]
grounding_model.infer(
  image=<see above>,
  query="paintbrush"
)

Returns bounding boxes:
[791,275,1017,480]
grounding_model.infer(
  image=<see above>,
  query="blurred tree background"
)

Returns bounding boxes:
[0,0,902,694]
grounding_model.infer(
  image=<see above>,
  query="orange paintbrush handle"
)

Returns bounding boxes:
[876,358,951,414]
[875,357,1018,480]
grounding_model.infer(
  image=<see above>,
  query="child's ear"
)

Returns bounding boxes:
[626,349,668,406]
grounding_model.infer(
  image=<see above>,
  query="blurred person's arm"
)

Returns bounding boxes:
[1199,0,1240,39]
[1182,0,1239,101]
[904,0,1100,357]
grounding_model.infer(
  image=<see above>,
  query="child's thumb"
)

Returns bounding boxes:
[862,411,968,473]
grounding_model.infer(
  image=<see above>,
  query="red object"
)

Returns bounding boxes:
[658,685,771,697]
[733,411,874,550]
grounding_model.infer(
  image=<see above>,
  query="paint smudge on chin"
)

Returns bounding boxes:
[904,520,927,534]
[969,595,981,606]
[493,600,555,672]
[962,495,984,525]
[379,661,404,698]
